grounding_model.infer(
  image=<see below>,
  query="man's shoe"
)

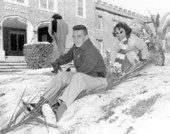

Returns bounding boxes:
[53,101,67,121]
[22,97,48,114]
[22,101,35,113]
[42,103,57,124]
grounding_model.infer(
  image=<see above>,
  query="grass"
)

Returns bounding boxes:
[125,126,134,134]
[0,84,66,134]
[127,94,160,118]
[0,93,5,97]
[97,97,125,123]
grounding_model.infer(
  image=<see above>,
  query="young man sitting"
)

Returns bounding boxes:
[25,25,108,124]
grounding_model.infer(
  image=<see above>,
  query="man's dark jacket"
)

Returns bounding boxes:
[56,39,106,77]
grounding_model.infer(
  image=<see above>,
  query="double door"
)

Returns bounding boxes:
[9,31,26,56]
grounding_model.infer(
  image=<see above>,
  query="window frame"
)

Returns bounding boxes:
[39,0,58,13]
[76,0,86,18]
[96,15,103,30]
[4,0,29,7]
[96,39,104,56]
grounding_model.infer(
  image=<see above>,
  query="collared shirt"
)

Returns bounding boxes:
[56,39,106,77]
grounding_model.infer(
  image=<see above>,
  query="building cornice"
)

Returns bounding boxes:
[95,0,151,23]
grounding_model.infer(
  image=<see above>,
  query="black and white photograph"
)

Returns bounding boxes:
[0,0,170,133]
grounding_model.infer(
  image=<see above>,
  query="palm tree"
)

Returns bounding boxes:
[131,12,170,66]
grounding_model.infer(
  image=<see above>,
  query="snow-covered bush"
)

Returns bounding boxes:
[24,42,53,69]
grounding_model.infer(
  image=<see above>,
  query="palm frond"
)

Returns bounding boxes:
[148,12,156,27]
[77,54,157,99]
[160,12,170,27]
[106,55,156,90]
[131,19,153,35]
[161,18,170,39]
[7,87,27,128]
[148,11,160,35]
[0,84,67,134]
[155,14,160,28]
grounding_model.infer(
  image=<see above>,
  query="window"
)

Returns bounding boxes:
[48,0,54,10]
[17,0,24,3]
[76,0,86,18]
[40,0,47,9]
[39,0,57,12]
[78,0,83,16]
[96,15,103,30]
[4,0,29,6]
[96,39,104,56]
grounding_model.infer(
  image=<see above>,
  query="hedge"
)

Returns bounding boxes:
[24,42,53,69]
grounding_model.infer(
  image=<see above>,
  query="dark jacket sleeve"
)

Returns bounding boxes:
[77,49,98,74]
[56,47,74,65]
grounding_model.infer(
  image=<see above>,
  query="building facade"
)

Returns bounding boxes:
[95,0,150,60]
[0,0,149,61]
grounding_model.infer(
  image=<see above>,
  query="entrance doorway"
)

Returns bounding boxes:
[37,22,52,43]
[1,16,33,57]
[9,31,26,56]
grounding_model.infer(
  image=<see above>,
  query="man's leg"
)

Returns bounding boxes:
[24,72,74,112]
[57,73,108,119]
[40,72,76,123]
[23,72,75,124]
[42,71,75,104]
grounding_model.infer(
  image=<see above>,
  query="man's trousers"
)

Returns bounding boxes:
[43,71,108,107]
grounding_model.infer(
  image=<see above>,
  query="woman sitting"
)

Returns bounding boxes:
[112,22,149,73]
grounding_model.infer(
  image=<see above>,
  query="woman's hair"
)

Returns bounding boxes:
[113,22,132,38]
[51,14,62,35]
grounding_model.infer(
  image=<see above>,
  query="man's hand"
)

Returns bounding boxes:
[51,62,62,74]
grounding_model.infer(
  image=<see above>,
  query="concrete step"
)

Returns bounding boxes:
[0,56,28,72]
[0,62,27,66]
[0,68,29,72]
[0,65,29,69]
[5,56,26,63]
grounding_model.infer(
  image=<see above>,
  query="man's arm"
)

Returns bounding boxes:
[56,46,74,65]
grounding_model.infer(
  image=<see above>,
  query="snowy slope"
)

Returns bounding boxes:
[1,55,170,134]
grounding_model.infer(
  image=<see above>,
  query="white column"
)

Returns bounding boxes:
[0,26,5,61]
[26,22,34,44]
[33,30,37,43]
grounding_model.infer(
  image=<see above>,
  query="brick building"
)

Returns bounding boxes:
[0,0,149,61]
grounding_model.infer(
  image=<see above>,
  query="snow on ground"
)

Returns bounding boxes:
[1,55,170,134]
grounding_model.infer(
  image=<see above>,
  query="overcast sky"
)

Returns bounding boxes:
[102,0,170,17]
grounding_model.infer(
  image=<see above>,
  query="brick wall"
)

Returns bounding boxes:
[0,0,54,28]
[58,0,96,49]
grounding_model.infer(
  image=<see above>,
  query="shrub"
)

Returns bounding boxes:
[24,42,53,69]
